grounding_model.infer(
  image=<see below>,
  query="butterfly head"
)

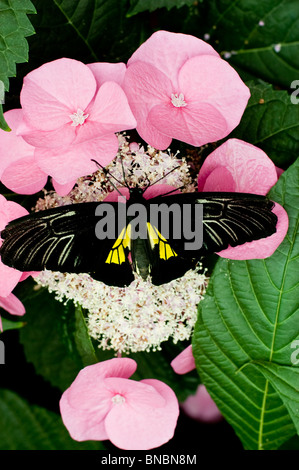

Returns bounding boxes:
[128,186,146,201]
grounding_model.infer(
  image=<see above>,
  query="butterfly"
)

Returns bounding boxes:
[0,174,277,287]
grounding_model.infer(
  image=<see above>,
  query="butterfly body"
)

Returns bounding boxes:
[0,188,277,287]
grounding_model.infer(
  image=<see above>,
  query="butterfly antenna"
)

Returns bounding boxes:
[157,185,185,196]
[120,155,130,189]
[144,173,151,189]
[145,165,181,189]
[91,159,127,200]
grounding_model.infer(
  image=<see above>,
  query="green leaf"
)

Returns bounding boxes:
[61,304,98,367]
[0,388,103,449]
[250,361,299,433]
[17,278,198,401]
[127,0,194,16]
[0,0,36,130]
[193,158,299,450]
[205,0,299,87]
[279,434,299,449]
[50,0,149,62]
[0,105,10,131]
[228,81,299,169]
[18,281,85,390]
[0,316,25,332]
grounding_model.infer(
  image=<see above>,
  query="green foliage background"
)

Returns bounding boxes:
[0,0,298,451]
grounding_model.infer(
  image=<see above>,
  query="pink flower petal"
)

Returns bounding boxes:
[105,378,179,450]
[104,377,166,408]
[19,272,39,282]
[143,184,181,199]
[202,166,236,192]
[149,100,228,147]
[217,203,288,259]
[17,119,76,149]
[125,61,172,103]
[181,385,222,423]
[20,58,97,131]
[0,109,35,177]
[52,179,77,196]
[276,166,284,178]
[0,195,28,230]
[82,86,135,140]
[0,196,29,296]
[0,292,25,316]
[198,139,278,194]
[103,188,130,202]
[123,61,173,149]
[67,358,137,409]
[128,31,219,88]
[5,202,29,224]
[87,62,126,88]
[170,345,196,374]
[35,134,119,184]
[60,388,109,442]
[178,56,250,136]
[74,82,136,144]
[1,156,48,194]
[0,262,23,297]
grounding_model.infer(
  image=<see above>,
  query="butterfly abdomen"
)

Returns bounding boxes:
[131,236,153,280]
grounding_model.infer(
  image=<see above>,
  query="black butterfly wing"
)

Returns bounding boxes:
[0,192,278,288]
[0,202,134,287]
[146,191,277,265]
[150,253,196,286]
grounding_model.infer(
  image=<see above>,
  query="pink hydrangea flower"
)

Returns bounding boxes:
[87,62,126,88]
[171,345,196,374]
[123,30,250,149]
[170,348,221,422]
[16,58,137,188]
[0,195,29,296]
[0,195,30,328]
[60,358,179,450]
[0,109,48,194]
[197,138,289,259]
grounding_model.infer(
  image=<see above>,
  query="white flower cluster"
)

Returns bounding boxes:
[36,268,208,354]
[34,134,209,354]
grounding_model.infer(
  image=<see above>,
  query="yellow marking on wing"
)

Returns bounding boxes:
[147,223,177,260]
[147,222,159,247]
[123,224,131,249]
[105,225,131,265]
